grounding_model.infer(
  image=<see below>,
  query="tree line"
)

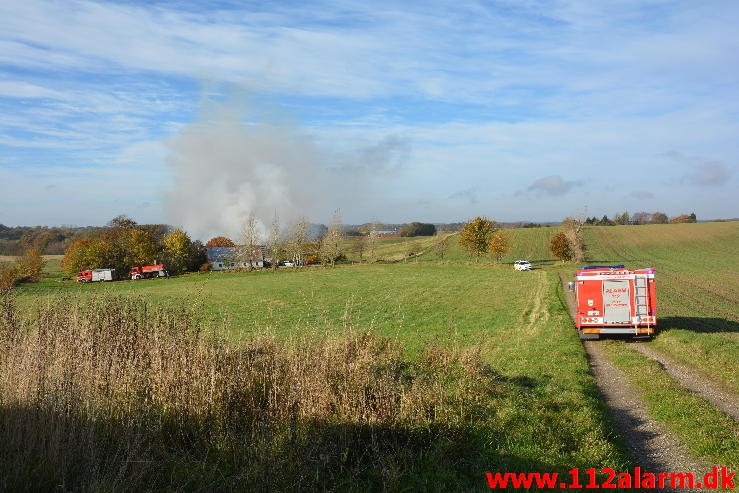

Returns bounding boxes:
[0,224,94,256]
[203,211,348,269]
[584,211,697,226]
[60,216,206,277]
[455,215,586,264]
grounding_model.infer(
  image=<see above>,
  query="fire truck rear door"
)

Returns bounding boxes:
[603,280,631,324]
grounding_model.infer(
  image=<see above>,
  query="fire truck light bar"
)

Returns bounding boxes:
[581,265,625,270]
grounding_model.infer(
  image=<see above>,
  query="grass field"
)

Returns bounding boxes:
[584,222,739,393]
[340,227,559,265]
[5,248,632,490]
[602,341,738,466]
[4,221,737,490]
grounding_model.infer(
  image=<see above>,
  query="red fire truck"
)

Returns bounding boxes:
[574,265,656,340]
[130,263,168,280]
[76,268,115,282]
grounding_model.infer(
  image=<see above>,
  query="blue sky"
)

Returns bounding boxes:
[1,0,738,235]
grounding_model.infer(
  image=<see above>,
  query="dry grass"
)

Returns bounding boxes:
[0,293,496,492]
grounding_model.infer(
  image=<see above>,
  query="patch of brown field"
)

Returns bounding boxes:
[0,293,497,491]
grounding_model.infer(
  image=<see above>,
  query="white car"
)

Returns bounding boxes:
[514,260,533,271]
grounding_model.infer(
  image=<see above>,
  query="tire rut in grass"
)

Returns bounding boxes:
[626,342,739,421]
[583,341,709,491]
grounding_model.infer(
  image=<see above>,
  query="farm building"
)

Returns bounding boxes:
[375,230,400,238]
[206,246,267,270]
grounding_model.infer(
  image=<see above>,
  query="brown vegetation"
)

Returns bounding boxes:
[0,294,496,491]
[0,264,17,292]
[487,230,510,263]
[205,236,235,247]
[549,231,573,261]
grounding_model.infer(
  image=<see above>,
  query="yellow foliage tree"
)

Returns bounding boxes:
[458,217,497,260]
[487,230,510,263]
[61,237,113,276]
[162,229,192,275]
[16,248,46,281]
[125,228,159,267]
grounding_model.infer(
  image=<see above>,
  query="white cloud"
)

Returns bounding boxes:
[524,175,581,196]
[682,162,734,187]
[2,0,739,225]
[660,151,735,187]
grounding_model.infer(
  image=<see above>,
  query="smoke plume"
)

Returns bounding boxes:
[164,99,409,241]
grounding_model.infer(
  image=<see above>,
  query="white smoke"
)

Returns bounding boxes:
[164,98,410,241]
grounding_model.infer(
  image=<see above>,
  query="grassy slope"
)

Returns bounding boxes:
[13,222,736,486]
[14,259,632,487]
[342,226,560,265]
[583,222,739,393]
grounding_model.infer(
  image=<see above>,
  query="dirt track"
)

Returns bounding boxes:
[560,275,709,491]
[628,342,739,421]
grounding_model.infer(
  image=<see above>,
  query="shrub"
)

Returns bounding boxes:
[15,248,45,282]
[0,264,17,291]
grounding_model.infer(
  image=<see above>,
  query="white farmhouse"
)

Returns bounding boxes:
[206,246,267,270]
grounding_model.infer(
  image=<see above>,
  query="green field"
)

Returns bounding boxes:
[6,238,632,490]
[4,221,737,490]
[584,222,739,393]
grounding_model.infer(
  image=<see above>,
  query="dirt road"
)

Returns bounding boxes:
[560,275,710,491]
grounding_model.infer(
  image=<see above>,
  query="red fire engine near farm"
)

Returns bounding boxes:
[574,265,656,340]
[130,263,168,280]
[76,268,115,282]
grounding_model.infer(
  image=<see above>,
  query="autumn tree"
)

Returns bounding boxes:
[561,217,585,262]
[205,236,235,247]
[366,224,379,262]
[61,237,115,276]
[125,228,159,267]
[458,216,497,260]
[238,213,261,271]
[631,211,651,225]
[488,229,511,263]
[433,235,449,261]
[162,229,192,275]
[670,212,697,223]
[107,215,137,229]
[352,236,366,262]
[16,245,46,281]
[320,210,345,267]
[286,217,309,266]
[550,232,574,261]
[266,213,282,270]
[61,238,92,275]
[614,211,630,225]
[188,240,208,271]
[0,263,17,291]
[650,212,669,224]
